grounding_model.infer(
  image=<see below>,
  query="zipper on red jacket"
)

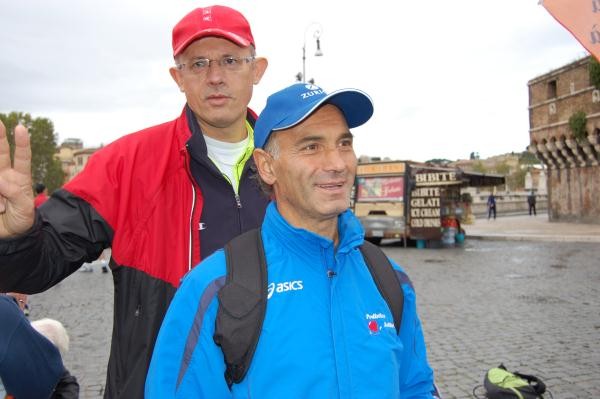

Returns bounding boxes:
[221,174,243,210]
[234,162,257,232]
[188,182,196,271]
[197,154,245,229]
[183,144,202,270]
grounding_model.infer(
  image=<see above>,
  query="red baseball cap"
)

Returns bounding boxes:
[172,5,255,57]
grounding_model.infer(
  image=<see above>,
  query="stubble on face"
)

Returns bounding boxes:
[268,105,357,239]
[174,37,260,142]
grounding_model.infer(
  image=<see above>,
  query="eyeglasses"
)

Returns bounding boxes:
[177,55,255,75]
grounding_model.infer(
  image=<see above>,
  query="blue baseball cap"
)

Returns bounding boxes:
[254,83,374,148]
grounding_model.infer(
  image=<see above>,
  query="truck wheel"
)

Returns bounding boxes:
[366,237,382,246]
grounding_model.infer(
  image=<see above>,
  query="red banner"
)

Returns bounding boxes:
[541,0,600,61]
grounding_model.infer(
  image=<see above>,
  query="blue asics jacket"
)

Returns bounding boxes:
[146,202,435,398]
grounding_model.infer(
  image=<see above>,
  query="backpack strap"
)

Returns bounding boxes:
[213,228,267,387]
[359,241,404,334]
[513,371,546,395]
[214,232,406,388]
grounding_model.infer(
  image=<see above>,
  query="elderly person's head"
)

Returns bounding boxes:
[31,318,70,357]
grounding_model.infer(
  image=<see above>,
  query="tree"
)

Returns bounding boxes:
[494,161,511,176]
[425,158,451,166]
[506,167,527,191]
[519,150,540,165]
[472,161,487,173]
[0,112,64,193]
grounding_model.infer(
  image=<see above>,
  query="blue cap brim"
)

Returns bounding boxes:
[275,89,374,131]
[254,84,373,148]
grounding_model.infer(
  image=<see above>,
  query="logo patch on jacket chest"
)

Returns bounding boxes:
[365,312,394,335]
[267,280,304,299]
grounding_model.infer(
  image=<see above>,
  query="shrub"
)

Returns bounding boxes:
[568,111,587,142]
[589,57,600,89]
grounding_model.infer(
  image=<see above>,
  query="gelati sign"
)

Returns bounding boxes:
[409,171,458,239]
[410,186,441,240]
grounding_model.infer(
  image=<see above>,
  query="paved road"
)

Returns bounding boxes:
[28,266,113,398]
[465,213,600,243]
[28,238,600,398]
[384,240,600,398]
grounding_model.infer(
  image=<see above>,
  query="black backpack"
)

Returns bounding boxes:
[213,228,406,387]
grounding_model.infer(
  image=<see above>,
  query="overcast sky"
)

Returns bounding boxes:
[0,0,588,162]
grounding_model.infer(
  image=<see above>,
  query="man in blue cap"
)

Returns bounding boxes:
[146,83,435,398]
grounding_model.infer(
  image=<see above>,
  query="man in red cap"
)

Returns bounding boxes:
[0,5,269,398]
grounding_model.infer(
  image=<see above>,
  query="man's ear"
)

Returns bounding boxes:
[253,148,276,185]
[252,57,268,85]
[169,67,185,92]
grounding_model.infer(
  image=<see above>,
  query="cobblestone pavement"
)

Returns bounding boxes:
[388,240,600,399]
[27,239,600,398]
[465,213,600,243]
[28,265,113,398]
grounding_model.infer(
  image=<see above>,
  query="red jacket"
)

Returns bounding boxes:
[66,108,203,287]
[0,107,269,398]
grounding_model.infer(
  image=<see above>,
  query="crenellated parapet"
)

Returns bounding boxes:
[530,133,599,169]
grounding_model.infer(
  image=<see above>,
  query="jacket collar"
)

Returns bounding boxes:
[262,202,364,259]
[184,105,257,168]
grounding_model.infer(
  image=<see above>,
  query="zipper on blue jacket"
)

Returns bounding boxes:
[323,246,343,399]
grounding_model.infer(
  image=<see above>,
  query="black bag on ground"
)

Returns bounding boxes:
[483,364,547,399]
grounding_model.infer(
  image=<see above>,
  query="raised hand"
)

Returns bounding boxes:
[0,120,35,238]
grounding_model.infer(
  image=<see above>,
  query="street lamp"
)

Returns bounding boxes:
[298,22,323,83]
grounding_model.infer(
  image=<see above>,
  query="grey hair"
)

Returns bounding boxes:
[31,318,70,357]
[263,132,280,158]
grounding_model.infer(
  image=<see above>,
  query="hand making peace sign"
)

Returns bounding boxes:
[0,120,35,238]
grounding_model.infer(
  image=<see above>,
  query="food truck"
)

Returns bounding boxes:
[353,161,408,245]
[353,161,504,246]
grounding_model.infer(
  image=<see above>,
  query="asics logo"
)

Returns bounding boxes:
[267,280,304,299]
